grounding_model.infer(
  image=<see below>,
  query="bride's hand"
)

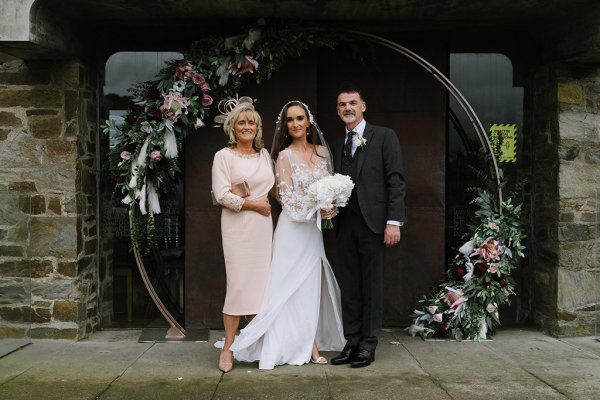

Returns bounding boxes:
[320,207,337,220]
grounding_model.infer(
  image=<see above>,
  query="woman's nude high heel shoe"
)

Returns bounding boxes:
[219,350,233,373]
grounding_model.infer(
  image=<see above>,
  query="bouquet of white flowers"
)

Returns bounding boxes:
[305,173,354,229]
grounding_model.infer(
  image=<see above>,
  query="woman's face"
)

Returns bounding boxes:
[285,105,309,141]
[234,111,257,145]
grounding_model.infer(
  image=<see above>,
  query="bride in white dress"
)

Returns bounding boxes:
[228,101,345,370]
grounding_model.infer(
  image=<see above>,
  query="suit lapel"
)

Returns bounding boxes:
[355,123,374,178]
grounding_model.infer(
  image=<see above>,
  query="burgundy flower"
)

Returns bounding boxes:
[126,114,136,125]
[148,107,162,120]
[474,262,488,277]
[455,265,466,278]
[500,278,508,287]
[131,104,143,114]
[440,323,448,334]
[148,86,161,100]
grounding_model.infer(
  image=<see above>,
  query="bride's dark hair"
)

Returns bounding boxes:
[271,101,324,162]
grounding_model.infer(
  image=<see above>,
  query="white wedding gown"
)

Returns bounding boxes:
[228,146,345,370]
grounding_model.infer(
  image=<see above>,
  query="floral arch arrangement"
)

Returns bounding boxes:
[103,21,338,250]
[409,184,526,340]
[103,20,525,340]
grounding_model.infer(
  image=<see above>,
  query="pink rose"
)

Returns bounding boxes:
[489,222,499,231]
[191,73,205,85]
[201,94,213,107]
[488,264,498,274]
[428,305,437,315]
[150,150,162,162]
[486,304,497,313]
[200,82,211,93]
[120,151,131,160]
[433,313,443,323]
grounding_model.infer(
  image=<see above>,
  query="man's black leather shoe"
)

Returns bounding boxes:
[330,344,355,365]
[350,349,375,368]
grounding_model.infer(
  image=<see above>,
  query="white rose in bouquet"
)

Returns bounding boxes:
[305,173,354,229]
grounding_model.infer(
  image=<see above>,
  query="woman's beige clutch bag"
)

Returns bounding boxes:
[211,181,251,205]
[231,181,251,198]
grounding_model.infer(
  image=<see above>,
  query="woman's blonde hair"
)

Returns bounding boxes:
[223,103,264,150]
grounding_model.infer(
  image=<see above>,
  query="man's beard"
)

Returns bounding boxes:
[342,113,357,124]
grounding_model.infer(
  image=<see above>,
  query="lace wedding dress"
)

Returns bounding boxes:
[229,146,345,369]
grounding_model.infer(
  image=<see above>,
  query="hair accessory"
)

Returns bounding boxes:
[275,100,315,124]
[213,95,255,125]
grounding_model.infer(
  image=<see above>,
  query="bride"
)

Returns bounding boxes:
[228,101,345,370]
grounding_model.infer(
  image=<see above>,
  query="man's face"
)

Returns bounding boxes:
[337,92,366,127]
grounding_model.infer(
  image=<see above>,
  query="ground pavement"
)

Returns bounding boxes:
[1,328,599,399]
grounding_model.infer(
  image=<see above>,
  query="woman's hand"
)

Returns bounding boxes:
[242,198,271,216]
[320,207,337,220]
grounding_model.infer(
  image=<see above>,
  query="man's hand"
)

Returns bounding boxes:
[384,224,401,247]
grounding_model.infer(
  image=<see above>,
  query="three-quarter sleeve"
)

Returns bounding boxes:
[212,151,244,212]
[275,152,309,222]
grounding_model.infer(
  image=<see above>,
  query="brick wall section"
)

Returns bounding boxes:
[555,64,600,336]
[0,59,101,339]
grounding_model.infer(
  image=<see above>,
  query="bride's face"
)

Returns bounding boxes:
[285,105,309,141]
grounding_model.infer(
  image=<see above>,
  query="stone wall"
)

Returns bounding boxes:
[0,59,103,339]
[528,64,561,335]
[555,64,600,335]
[529,62,600,336]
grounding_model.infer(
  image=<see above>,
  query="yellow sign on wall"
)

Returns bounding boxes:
[489,124,517,163]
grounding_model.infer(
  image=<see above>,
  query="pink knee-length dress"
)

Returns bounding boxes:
[211,147,275,315]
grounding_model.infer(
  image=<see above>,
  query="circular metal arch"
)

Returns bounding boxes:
[130,29,504,339]
[346,30,503,208]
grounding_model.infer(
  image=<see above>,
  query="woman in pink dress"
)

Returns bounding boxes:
[211,101,275,373]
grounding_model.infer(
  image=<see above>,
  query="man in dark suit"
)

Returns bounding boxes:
[331,84,406,368]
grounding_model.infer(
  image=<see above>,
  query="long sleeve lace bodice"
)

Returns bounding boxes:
[275,146,332,222]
